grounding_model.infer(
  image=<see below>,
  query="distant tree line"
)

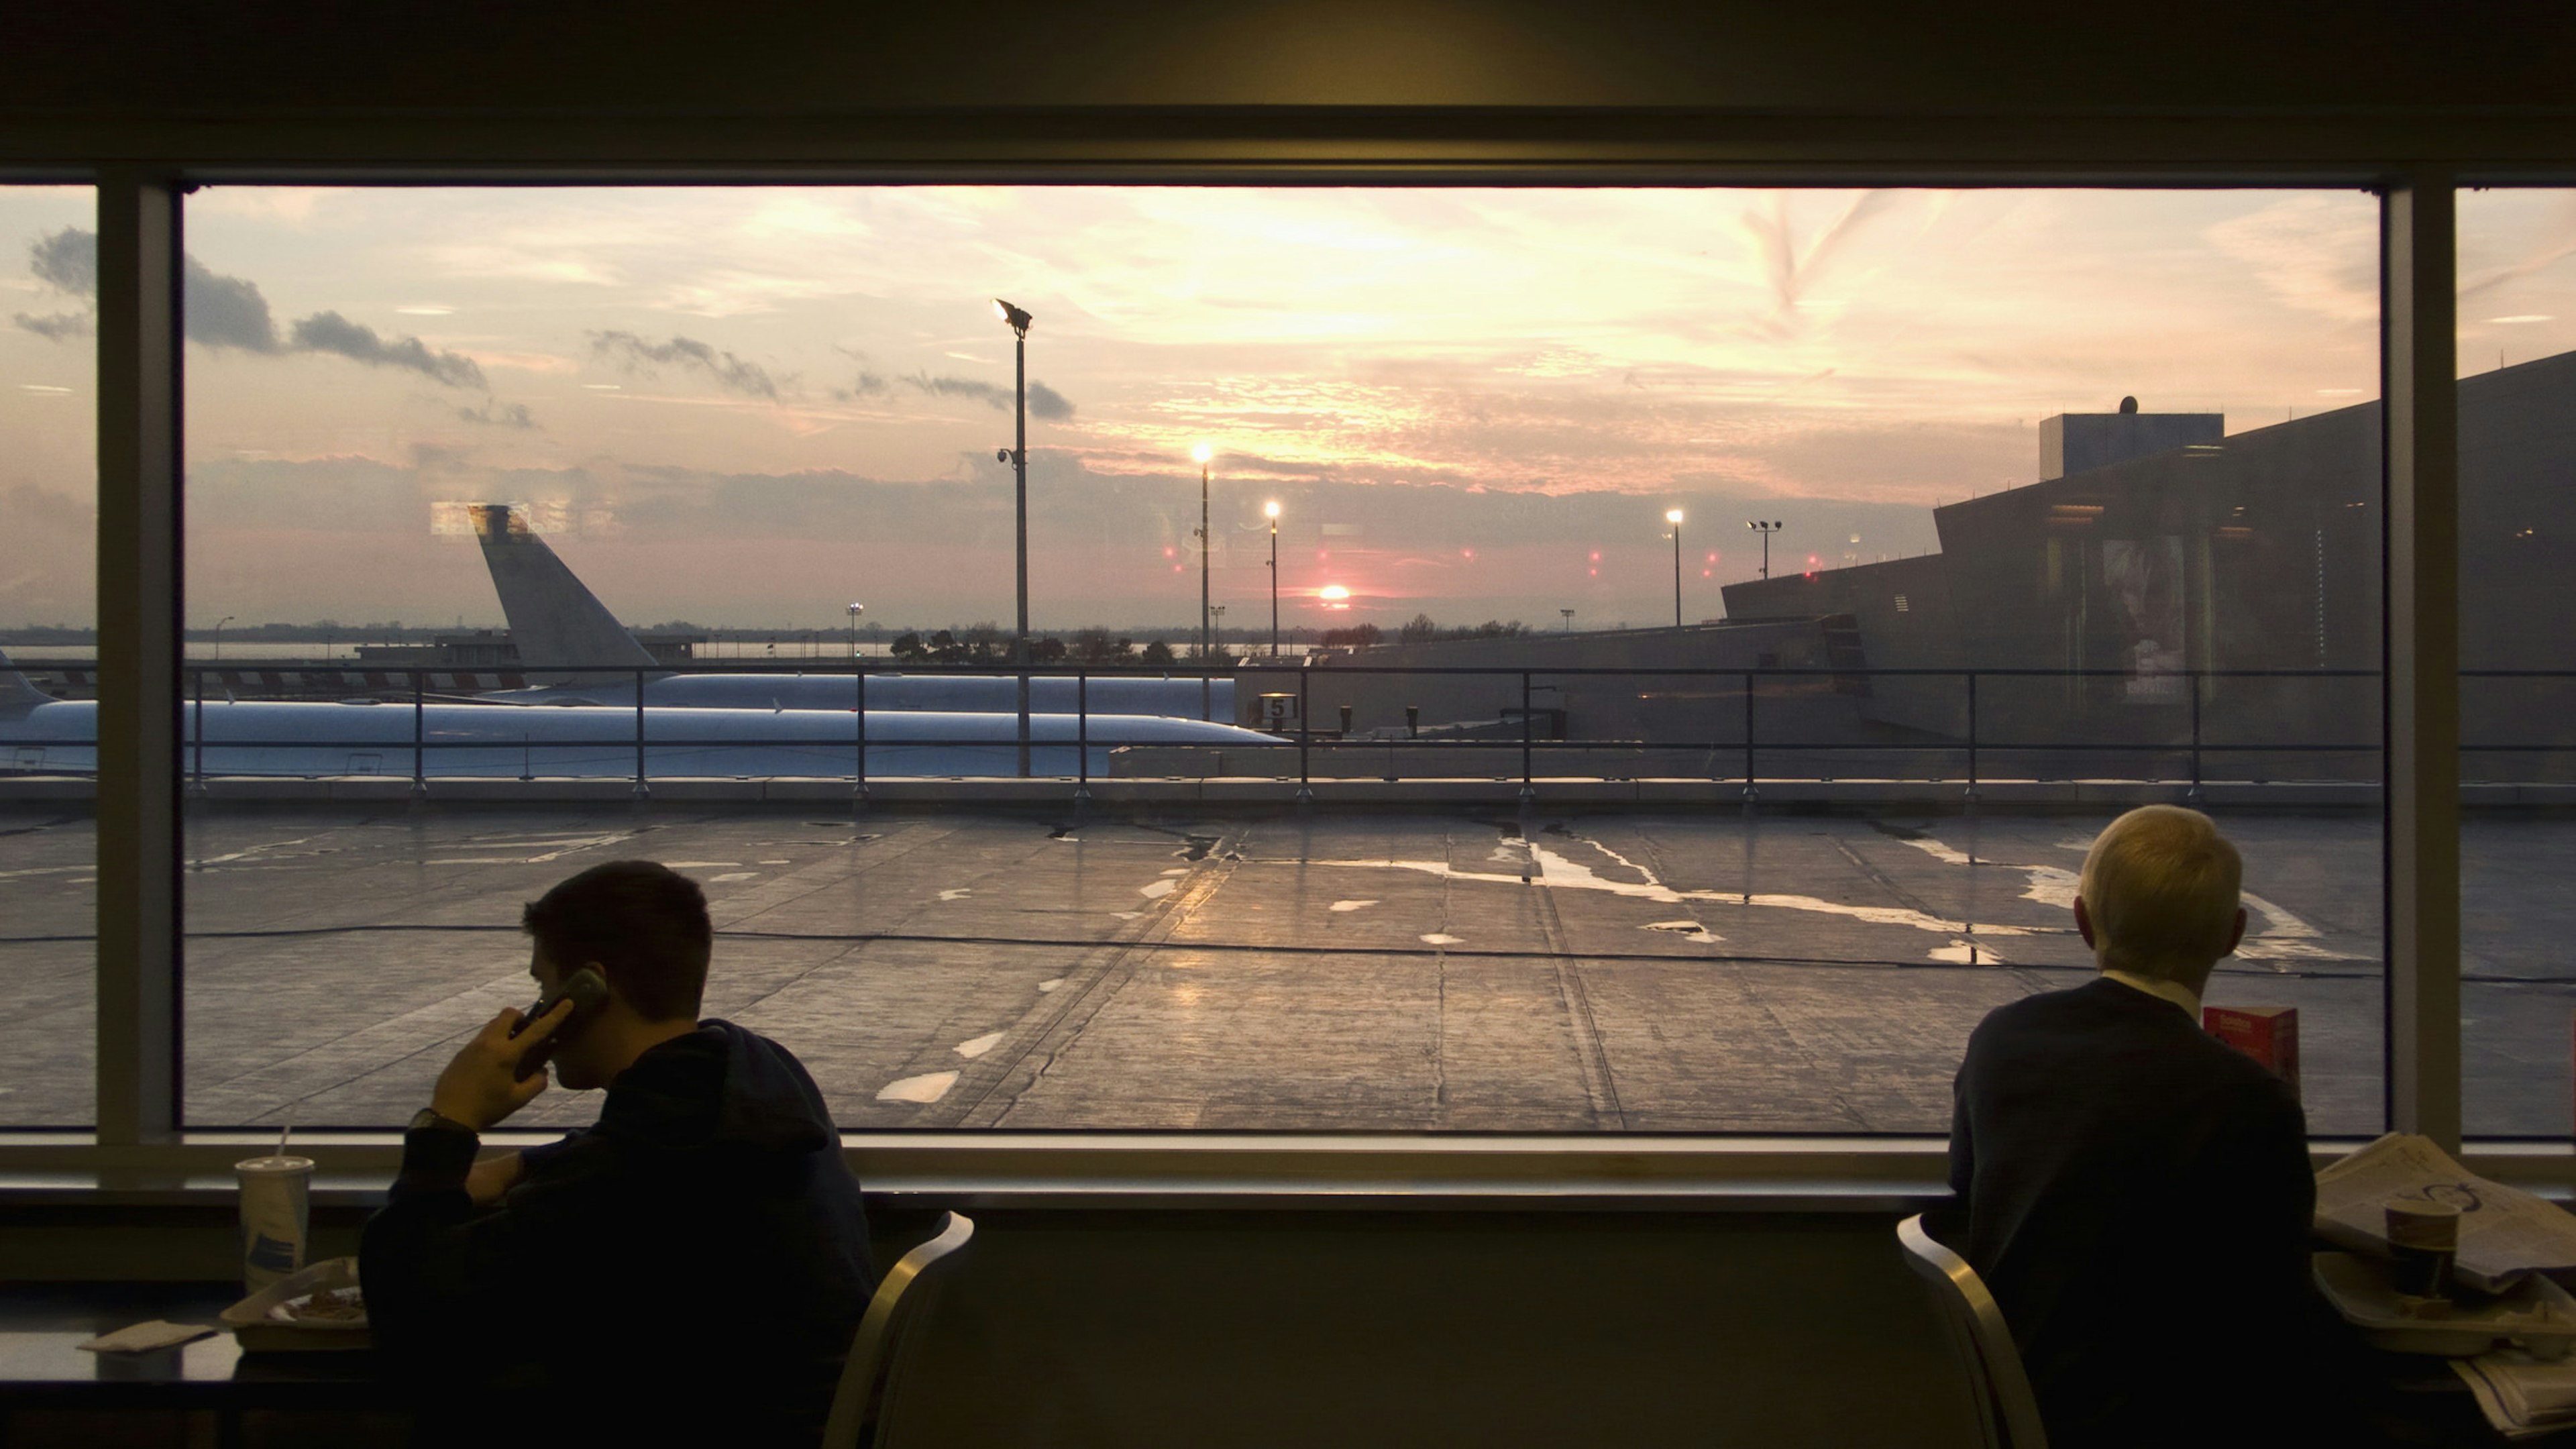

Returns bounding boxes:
[1320,614,1526,650]
[890,623,1189,667]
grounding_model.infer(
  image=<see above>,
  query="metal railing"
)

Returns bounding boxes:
[5,659,2572,799]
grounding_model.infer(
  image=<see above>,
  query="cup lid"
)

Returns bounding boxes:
[234,1155,316,1173]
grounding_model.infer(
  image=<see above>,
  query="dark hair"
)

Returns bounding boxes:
[521,860,711,1022]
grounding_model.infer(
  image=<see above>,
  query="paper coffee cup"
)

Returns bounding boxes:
[2385,1197,2461,1298]
[237,1155,315,1295]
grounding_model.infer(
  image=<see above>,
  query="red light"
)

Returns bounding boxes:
[1705,552,1716,563]
[1163,547,1175,557]
[1702,569,1711,577]
[1462,548,1474,559]
[1589,551,1600,561]
[1588,568,1597,576]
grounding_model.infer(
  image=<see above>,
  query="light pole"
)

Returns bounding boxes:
[993,298,1033,776]
[847,602,863,657]
[1192,441,1214,720]
[1264,501,1281,657]
[213,614,234,660]
[1746,519,1784,580]
[1560,608,1574,632]
[1665,510,1685,628]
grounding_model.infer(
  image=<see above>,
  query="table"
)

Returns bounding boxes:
[0,1284,407,1448]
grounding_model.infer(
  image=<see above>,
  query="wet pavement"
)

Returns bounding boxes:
[1,804,2569,1136]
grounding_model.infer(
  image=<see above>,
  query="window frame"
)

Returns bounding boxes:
[8,142,2563,1203]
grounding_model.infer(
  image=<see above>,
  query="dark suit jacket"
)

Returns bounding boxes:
[1949,976,2321,1449]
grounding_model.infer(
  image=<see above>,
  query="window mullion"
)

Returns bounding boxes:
[93,170,183,1148]
[2382,172,2463,1151]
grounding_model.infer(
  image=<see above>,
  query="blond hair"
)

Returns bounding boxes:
[2078,805,2243,980]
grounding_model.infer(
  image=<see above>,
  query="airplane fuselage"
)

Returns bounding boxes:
[0,698,1277,779]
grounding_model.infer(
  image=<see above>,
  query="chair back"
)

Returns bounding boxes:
[1896,1212,2047,1449]
[821,1210,976,1448]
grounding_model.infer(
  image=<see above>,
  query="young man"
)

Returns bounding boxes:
[362,859,875,1446]
[1947,806,2328,1449]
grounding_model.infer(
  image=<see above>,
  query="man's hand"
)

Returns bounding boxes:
[464,1150,525,1208]
[428,1000,572,1132]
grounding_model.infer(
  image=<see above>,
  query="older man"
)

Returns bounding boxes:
[1948,805,2328,1449]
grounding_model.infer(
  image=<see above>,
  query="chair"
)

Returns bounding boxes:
[820,1210,976,1448]
[1896,1212,2048,1449]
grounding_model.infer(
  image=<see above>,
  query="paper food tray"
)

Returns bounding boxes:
[219,1256,371,1352]
[2314,1252,2576,1358]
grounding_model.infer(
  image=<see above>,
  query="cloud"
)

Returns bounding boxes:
[291,311,486,388]
[28,228,94,296]
[11,311,91,341]
[454,398,539,429]
[588,330,783,400]
[830,370,890,402]
[903,370,1075,419]
[184,257,282,352]
[13,229,483,387]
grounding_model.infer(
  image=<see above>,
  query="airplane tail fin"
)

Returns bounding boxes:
[470,504,661,681]
[0,648,48,717]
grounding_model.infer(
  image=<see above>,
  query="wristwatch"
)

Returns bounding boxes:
[408,1107,478,1136]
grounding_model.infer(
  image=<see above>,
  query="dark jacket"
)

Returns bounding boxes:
[362,1020,875,1446]
[1949,977,2323,1449]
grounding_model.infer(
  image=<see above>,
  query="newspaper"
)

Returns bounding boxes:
[2455,1350,2576,1441]
[2314,1134,2576,1294]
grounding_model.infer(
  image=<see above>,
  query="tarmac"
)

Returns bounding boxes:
[0,800,2569,1137]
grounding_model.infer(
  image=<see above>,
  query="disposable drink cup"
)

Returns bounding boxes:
[2385,1197,2462,1299]
[236,1155,315,1295]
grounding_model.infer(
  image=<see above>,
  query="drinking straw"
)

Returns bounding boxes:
[276,1123,292,1159]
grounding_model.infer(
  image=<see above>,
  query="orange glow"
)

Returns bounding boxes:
[1461,548,1474,560]
[1319,584,1350,600]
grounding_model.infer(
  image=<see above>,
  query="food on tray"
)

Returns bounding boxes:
[268,1286,365,1324]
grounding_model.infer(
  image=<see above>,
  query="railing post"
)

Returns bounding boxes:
[631,667,649,801]
[1075,669,1091,804]
[1964,671,1980,802]
[855,667,868,807]
[2187,670,2206,806]
[1296,666,1313,804]
[1741,670,1758,802]
[1519,670,1536,806]
[411,668,427,798]
[189,665,205,796]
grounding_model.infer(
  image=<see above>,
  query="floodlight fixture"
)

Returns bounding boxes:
[991,298,1032,336]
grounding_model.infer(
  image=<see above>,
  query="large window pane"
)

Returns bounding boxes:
[0,184,99,1127]
[178,186,2382,1132]
[2458,187,2576,1138]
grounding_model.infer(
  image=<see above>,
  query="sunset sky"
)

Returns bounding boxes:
[3,184,2572,633]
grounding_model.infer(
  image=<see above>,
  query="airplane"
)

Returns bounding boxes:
[469,503,1236,720]
[0,649,1279,780]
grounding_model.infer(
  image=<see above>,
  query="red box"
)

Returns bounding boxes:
[2204,1006,2300,1097]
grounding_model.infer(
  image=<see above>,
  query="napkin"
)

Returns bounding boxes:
[77,1320,217,1354]
[2455,1350,2576,1440]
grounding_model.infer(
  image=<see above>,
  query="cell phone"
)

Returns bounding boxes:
[508,967,609,1081]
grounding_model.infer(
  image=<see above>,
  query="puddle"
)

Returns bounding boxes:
[708,871,758,883]
[1643,920,1723,945]
[1036,978,1064,993]
[1140,879,1177,899]
[1160,867,1188,876]
[1928,940,2004,965]
[938,889,973,902]
[954,1032,1004,1059]
[875,1071,959,1104]
[1330,900,1377,912]
[1112,910,1144,920]
[1420,932,1465,945]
